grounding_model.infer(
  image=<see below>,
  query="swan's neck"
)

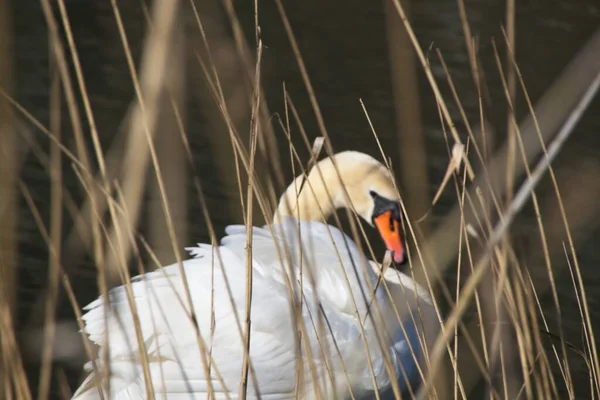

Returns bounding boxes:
[273,157,350,223]
[272,152,395,224]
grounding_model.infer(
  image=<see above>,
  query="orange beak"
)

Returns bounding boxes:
[373,210,406,265]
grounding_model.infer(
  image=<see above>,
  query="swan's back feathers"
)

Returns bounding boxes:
[74,219,398,400]
[221,217,380,317]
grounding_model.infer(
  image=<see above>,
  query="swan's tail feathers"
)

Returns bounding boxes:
[70,361,145,400]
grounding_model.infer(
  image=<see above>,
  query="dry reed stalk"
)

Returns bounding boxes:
[219,0,284,209]
[452,14,500,389]
[43,0,165,396]
[108,1,216,398]
[497,5,518,394]
[452,153,471,400]
[39,1,115,394]
[520,271,562,398]
[435,101,495,400]
[187,0,272,226]
[60,129,126,272]
[186,10,273,227]
[432,60,519,398]
[166,59,251,397]
[388,0,475,181]
[1,304,31,400]
[239,36,263,400]
[19,177,103,399]
[503,0,517,204]
[0,0,15,317]
[37,50,63,400]
[146,6,189,266]
[435,50,504,220]
[105,0,182,282]
[456,0,496,162]
[0,94,116,382]
[511,264,550,398]
[15,120,108,343]
[271,0,338,161]
[434,104,491,400]
[382,0,431,235]
[40,0,94,192]
[0,0,17,396]
[433,47,512,400]
[0,89,119,287]
[480,35,520,399]
[39,3,112,345]
[45,0,189,396]
[188,0,253,224]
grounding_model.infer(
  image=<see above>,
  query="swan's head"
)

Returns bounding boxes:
[368,190,406,265]
[275,151,407,265]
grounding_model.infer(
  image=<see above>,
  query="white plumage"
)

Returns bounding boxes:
[72,151,439,399]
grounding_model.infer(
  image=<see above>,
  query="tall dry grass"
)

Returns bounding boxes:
[0,0,19,397]
[1,0,600,399]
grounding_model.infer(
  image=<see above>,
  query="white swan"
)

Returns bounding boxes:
[72,151,439,400]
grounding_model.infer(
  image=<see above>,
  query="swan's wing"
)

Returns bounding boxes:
[75,244,300,399]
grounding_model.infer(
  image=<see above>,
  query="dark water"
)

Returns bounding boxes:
[10,0,600,398]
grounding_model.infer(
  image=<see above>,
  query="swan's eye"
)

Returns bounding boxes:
[392,204,401,222]
[369,190,378,198]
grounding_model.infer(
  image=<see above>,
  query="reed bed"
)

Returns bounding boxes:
[1,0,599,399]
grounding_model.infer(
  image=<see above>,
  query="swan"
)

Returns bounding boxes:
[72,151,439,400]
